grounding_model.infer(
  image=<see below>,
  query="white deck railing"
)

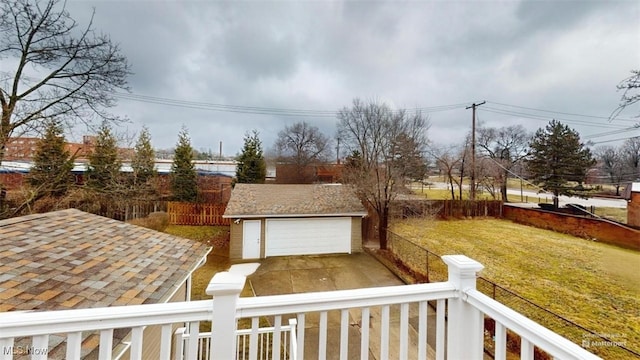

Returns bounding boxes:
[0,255,601,360]
[174,319,297,360]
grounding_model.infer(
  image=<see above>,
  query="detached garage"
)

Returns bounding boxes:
[224,184,367,260]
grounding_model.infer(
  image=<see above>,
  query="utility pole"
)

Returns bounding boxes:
[466,101,485,201]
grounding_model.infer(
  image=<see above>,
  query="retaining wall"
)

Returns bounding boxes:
[503,204,640,251]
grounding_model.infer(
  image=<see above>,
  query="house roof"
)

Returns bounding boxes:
[224,184,367,218]
[0,209,210,313]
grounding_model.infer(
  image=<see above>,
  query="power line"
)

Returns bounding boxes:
[486,101,639,123]
[480,107,630,129]
[113,92,469,117]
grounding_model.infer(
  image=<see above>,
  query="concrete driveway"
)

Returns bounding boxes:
[247,253,438,360]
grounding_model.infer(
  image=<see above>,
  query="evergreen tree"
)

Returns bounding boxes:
[235,130,267,184]
[27,121,74,196]
[132,126,157,187]
[171,127,198,202]
[87,122,122,190]
[526,120,596,209]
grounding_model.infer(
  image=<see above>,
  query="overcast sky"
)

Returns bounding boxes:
[61,0,640,158]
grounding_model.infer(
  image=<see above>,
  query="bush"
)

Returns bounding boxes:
[128,211,169,232]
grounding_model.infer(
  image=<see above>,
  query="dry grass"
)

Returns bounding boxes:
[593,207,628,223]
[392,218,640,358]
[127,212,169,232]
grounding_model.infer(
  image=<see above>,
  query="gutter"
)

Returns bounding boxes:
[223,213,368,219]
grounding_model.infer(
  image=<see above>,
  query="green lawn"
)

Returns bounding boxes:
[391,218,640,358]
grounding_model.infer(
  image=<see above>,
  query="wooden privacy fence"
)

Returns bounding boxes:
[167,202,231,226]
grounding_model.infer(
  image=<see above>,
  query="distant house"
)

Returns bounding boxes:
[224,184,367,260]
[0,209,210,358]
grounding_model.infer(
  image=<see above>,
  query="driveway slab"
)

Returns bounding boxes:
[247,253,437,359]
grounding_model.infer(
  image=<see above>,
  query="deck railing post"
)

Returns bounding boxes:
[206,272,244,360]
[442,255,485,360]
[206,263,260,360]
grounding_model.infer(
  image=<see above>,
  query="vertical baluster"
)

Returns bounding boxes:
[521,338,534,360]
[296,314,305,360]
[159,325,172,360]
[250,317,259,360]
[360,308,370,360]
[318,311,328,360]
[0,338,14,360]
[418,301,427,360]
[380,305,389,360]
[31,335,49,360]
[288,319,297,360]
[186,321,200,360]
[272,316,282,360]
[436,299,445,360]
[494,322,506,360]
[98,329,113,360]
[399,303,409,360]
[130,326,144,360]
[206,337,211,360]
[172,328,186,360]
[66,332,82,360]
[340,309,349,360]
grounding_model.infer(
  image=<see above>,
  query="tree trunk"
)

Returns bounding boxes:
[501,169,509,202]
[553,192,559,209]
[378,207,389,250]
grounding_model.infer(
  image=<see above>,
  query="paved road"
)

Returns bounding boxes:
[248,253,438,360]
[416,182,627,209]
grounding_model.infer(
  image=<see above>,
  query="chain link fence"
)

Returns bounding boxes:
[385,230,639,359]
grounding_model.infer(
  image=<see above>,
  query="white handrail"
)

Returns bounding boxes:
[236,282,457,317]
[464,289,601,360]
[0,300,212,338]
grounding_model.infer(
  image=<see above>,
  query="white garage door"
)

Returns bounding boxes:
[265,217,352,256]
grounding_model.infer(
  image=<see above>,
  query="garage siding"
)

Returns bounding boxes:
[229,221,243,259]
[351,217,362,252]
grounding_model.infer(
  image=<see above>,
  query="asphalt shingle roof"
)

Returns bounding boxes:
[224,184,367,217]
[0,209,210,312]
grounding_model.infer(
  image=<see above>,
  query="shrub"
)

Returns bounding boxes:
[128,211,169,232]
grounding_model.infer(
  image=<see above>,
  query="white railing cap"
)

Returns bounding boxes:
[442,255,484,273]
[229,263,261,276]
[206,272,247,296]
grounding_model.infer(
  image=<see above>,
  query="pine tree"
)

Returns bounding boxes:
[526,120,596,208]
[132,126,157,188]
[27,121,74,196]
[87,122,122,190]
[171,127,198,202]
[236,130,267,184]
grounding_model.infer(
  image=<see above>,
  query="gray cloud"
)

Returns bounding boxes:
[43,0,637,156]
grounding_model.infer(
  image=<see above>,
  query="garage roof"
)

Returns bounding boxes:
[224,184,367,218]
[0,209,210,312]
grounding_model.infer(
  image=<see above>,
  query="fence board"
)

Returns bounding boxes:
[167,202,231,226]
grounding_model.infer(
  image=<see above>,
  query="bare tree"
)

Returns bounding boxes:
[431,145,462,200]
[621,137,640,181]
[611,70,640,120]
[477,125,530,202]
[595,146,625,195]
[337,99,429,249]
[0,0,130,163]
[275,121,330,182]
